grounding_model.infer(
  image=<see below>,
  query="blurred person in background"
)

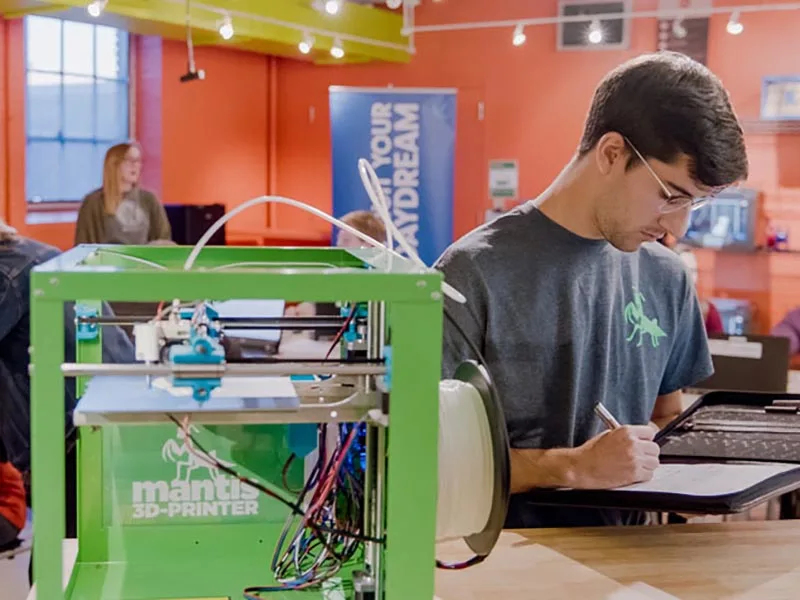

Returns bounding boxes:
[285,210,389,321]
[222,211,390,361]
[272,210,389,358]
[75,142,172,245]
[659,232,724,335]
[0,436,25,551]
[0,218,133,541]
[334,210,388,249]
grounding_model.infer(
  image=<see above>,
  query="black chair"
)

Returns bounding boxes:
[164,203,226,245]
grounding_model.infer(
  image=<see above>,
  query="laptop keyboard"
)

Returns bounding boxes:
[661,404,800,463]
[660,431,800,463]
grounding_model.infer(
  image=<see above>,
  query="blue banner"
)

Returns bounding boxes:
[329,87,457,266]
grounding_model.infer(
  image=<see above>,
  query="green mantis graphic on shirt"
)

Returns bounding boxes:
[624,288,667,348]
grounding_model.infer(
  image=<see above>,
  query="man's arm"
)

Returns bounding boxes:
[650,390,684,430]
[511,424,660,492]
[522,396,682,486]
[436,248,488,379]
[510,447,580,492]
[658,272,714,408]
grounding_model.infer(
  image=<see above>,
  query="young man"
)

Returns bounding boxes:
[437,52,748,528]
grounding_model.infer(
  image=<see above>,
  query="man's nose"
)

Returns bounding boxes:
[660,205,692,239]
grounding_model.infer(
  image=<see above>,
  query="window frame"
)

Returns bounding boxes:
[23,15,133,209]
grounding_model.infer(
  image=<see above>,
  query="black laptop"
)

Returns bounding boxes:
[691,334,791,393]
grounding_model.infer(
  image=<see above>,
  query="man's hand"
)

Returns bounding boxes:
[509,426,661,494]
[571,426,660,489]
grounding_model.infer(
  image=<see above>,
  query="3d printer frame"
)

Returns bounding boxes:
[30,244,443,600]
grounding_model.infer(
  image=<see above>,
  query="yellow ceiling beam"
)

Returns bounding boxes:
[0,0,62,18]
[5,0,412,64]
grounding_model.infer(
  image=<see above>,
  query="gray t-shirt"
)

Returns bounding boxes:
[436,203,713,528]
[75,188,172,246]
[104,193,151,245]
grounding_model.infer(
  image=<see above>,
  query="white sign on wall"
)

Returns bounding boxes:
[489,160,519,206]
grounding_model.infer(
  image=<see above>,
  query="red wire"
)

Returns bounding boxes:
[324,305,358,360]
[306,428,358,518]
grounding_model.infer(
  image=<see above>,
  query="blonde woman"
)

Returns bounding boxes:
[75,142,172,245]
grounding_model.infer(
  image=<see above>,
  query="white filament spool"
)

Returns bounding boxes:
[436,379,496,542]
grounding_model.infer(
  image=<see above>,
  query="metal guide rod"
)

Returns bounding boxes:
[77,316,348,329]
[59,362,387,378]
[364,300,385,591]
[373,424,387,598]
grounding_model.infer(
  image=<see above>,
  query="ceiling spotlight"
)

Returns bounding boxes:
[218,14,234,40]
[727,11,743,35]
[87,0,107,17]
[299,32,314,54]
[325,0,341,15]
[672,18,687,39]
[330,37,344,59]
[587,19,603,44]
[386,0,402,8]
[512,24,526,47]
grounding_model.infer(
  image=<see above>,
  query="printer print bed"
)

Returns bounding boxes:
[74,375,301,418]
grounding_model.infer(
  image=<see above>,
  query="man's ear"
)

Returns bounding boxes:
[594,132,627,176]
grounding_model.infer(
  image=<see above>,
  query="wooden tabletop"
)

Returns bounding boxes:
[435,520,800,600]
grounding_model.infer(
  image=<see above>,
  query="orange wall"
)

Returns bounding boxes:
[272,0,800,331]
[156,40,271,233]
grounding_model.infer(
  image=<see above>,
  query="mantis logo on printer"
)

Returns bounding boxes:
[130,426,260,521]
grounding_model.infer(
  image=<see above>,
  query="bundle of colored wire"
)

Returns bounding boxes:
[435,379,495,542]
[165,417,377,535]
[244,423,366,597]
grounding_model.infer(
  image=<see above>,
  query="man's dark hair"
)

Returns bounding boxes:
[578,51,748,189]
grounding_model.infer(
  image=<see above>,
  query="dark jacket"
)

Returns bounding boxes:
[0,236,134,473]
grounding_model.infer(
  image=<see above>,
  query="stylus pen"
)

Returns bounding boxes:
[594,402,622,430]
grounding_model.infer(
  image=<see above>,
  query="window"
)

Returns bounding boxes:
[25,15,130,203]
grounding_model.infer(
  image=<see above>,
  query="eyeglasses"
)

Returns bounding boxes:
[623,137,713,214]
